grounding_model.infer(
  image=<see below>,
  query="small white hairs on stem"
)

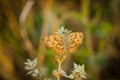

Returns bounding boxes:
[56,26,71,35]
[68,63,87,80]
[24,58,39,77]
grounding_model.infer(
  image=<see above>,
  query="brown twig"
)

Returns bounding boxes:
[19,0,36,58]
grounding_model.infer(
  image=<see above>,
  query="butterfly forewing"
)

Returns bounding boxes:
[68,32,84,53]
[44,35,65,54]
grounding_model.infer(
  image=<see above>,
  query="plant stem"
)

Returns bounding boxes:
[57,77,60,80]
[58,61,62,71]
[57,61,62,80]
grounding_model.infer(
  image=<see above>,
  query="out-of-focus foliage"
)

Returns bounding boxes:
[0,0,120,80]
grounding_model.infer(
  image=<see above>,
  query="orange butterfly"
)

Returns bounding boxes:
[43,32,83,54]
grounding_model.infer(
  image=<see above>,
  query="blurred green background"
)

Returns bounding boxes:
[0,0,120,80]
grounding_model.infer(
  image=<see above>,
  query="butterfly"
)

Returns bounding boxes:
[43,32,84,54]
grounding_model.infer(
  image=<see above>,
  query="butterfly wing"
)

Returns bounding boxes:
[68,32,84,53]
[44,32,83,53]
[44,35,65,54]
